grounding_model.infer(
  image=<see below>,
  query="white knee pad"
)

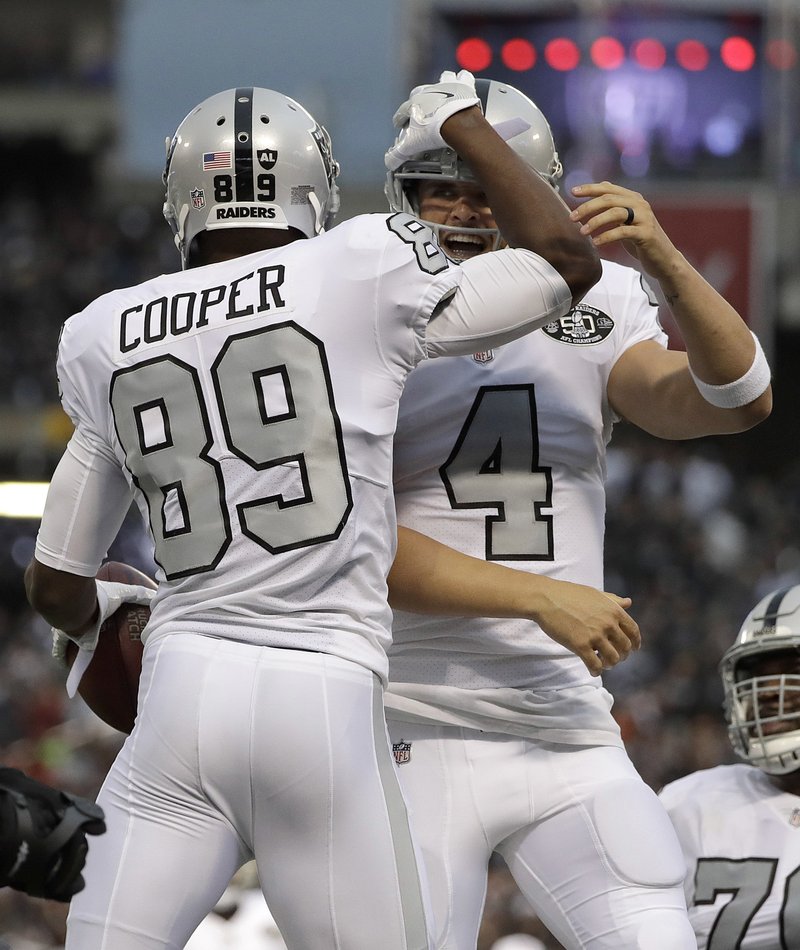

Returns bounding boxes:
[590,779,686,887]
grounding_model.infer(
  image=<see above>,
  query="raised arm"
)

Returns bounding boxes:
[389,526,640,676]
[387,71,601,305]
[570,181,772,438]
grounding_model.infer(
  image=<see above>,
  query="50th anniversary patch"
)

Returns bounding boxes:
[542,304,615,346]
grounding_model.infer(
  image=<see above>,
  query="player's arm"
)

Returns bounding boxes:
[387,70,601,306]
[570,181,772,439]
[389,526,640,676]
[438,109,599,304]
[25,429,155,656]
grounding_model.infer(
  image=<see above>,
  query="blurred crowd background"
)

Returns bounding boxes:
[2,0,800,947]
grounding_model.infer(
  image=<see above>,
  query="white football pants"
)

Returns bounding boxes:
[67,634,432,950]
[387,721,697,950]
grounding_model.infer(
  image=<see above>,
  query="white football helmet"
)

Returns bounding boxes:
[721,585,800,774]
[163,87,340,267]
[385,78,562,251]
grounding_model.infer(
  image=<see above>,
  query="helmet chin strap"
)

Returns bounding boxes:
[307,190,324,235]
[177,205,191,268]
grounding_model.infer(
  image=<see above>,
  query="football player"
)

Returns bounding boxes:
[660,586,800,948]
[24,75,606,950]
[383,78,772,949]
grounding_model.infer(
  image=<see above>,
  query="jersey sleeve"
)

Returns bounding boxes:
[608,262,668,357]
[424,247,572,357]
[372,212,573,365]
[34,427,132,576]
[37,312,132,575]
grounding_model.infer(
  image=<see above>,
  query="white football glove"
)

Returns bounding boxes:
[385,69,481,171]
[51,580,156,698]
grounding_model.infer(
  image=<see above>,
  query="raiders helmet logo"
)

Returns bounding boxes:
[257,148,278,170]
[542,304,615,346]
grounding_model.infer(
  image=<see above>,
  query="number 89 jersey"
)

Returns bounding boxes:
[43,214,461,681]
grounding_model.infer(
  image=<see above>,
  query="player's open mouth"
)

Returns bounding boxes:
[441,231,491,261]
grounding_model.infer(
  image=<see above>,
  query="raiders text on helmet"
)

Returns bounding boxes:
[721,585,800,774]
[163,87,340,267]
[385,78,562,251]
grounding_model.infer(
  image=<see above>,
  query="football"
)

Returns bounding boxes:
[64,560,157,734]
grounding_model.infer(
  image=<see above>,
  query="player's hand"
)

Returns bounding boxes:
[0,766,106,902]
[385,69,481,171]
[55,580,156,697]
[532,577,640,676]
[569,181,681,280]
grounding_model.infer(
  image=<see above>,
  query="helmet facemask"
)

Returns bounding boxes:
[721,586,800,775]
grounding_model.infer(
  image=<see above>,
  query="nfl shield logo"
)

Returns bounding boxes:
[190,188,206,210]
[392,741,412,765]
[473,350,494,364]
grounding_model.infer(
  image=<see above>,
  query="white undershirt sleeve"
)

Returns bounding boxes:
[34,427,134,576]
[423,247,572,357]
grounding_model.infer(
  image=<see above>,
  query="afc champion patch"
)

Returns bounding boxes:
[392,741,412,765]
[541,304,615,346]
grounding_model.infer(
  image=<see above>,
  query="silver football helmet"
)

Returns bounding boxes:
[385,78,562,251]
[721,585,800,774]
[163,87,340,267]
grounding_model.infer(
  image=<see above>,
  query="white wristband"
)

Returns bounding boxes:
[688,332,770,409]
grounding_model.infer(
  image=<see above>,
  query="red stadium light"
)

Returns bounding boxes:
[591,36,625,70]
[721,36,756,71]
[545,37,580,71]
[676,39,710,72]
[632,38,667,70]
[766,38,797,71]
[502,38,536,72]
[456,37,493,72]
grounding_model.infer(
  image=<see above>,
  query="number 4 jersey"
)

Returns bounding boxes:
[36,213,571,681]
[659,763,800,950]
[387,259,667,740]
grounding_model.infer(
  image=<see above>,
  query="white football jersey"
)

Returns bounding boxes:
[659,764,800,949]
[387,260,666,731]
[42,214,469,681]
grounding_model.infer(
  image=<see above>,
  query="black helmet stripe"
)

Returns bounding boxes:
[757,586,795,629]
[234,87,255,202]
